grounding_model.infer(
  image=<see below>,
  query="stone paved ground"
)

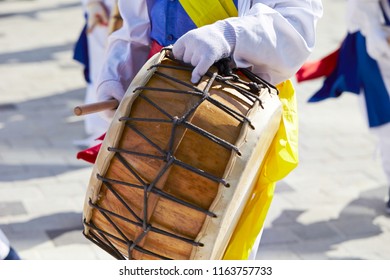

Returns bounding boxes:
[257,0,390,260]
[0,0,389,260]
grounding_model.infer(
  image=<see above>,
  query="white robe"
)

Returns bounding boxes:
[81,0,117,136]
[0,229,10,260]
[346,0,390,184]
[95,0,323,102]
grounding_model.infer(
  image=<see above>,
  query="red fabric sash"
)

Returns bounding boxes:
[77,41,164,164]
[295,48,340,83]
[76,133,105,164]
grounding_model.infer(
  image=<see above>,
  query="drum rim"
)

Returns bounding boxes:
[82,49,282,260]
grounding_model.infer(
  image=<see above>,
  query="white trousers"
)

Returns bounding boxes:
[82,0,117,136]
[83,25,111,136]
[247,228,264,260]
[371,122,390,187]
[358,92,390,188]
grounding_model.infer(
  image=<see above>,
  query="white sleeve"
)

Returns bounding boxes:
[347,0,390,60]
[231,0,323,84]
[96,0,151,100]
[81,0,100,7]
[81,0,116,12]
[347,0,383,33]
[96,0,323,92]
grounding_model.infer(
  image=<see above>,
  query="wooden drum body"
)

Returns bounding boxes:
[83,49,282,260]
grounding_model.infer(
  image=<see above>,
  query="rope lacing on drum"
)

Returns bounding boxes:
[83,219,172,260]
[86,54,273,260]
[101,152,221,216]
[147,64,258,129]
[86,175,205,259]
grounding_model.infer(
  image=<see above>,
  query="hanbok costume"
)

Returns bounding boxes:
[79,0,323,259]
[296,0,390,187]
[73,0,117,144]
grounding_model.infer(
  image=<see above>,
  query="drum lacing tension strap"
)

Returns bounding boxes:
[148,64,258,128]
[85,177,203,260]
[135,94,240,154]
[83,219,171,260]
[90,144,213,258]
[107,153,218,217]
[87,161,207,259]
[87,194,203,245]
[89,56,269,259]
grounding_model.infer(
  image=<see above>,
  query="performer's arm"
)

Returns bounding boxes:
[230,0,323,84]
[96,0,324,107]
[173,0,323,85]
[95,0,151,114]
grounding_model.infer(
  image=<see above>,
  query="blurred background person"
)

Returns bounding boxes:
[73,0,117,148]
[296,0,390,213]
[0,229,20,260]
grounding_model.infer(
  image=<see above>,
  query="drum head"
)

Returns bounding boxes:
[83,49,282,260]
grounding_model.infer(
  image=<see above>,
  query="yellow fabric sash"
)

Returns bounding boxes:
[179,0,299,260]
[179,0,238,27]
[223,80,299,259]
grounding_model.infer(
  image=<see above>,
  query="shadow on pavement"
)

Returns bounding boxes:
[0,1,80,19]
[0,211,88,251]
[260,187,387,259]
[0,42,77,64]
[0,87,90,181]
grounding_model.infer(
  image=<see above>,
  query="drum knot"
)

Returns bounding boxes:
[248,82,261,94]
[172,116,183,124]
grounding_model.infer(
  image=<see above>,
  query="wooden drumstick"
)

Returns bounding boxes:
[74,99,119,116]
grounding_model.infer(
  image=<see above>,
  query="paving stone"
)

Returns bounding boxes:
[5,230,55,252]
[46,226,89,247]
[260,227,300,245]
[274,181,294,193]
[0,103,17,111]
[0,185,44,201]
[256,244,301,260]
[330,217,383,238]
[38,244,107,260]
[289,222,341,241]
[289,236,350,260]
[0,201,27,216]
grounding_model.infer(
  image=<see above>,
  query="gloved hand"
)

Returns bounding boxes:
[86,1,109,33]
[96,80,125,119]
[172,20,236,83]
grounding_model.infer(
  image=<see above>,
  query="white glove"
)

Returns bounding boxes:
[172,20,236,83]
[86,1,109,33]
[96,80,125,119]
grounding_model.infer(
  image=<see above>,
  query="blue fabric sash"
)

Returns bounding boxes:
[149,0,237,46]
[73,21,90,83]
[308,32,390,127]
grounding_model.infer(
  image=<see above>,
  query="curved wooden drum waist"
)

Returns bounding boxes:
[82,49,282,260]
